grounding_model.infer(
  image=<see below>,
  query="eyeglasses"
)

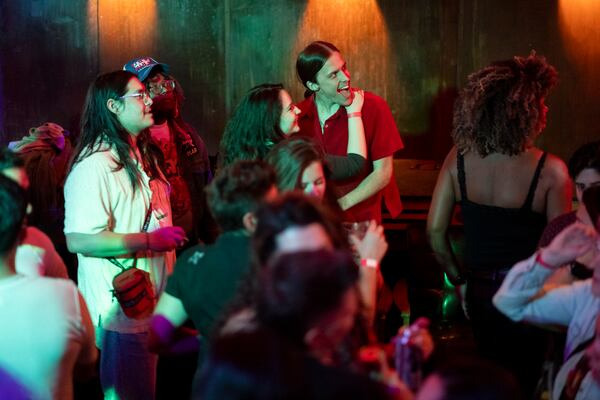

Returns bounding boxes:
[148,79,176,96]
[119,91,151,102]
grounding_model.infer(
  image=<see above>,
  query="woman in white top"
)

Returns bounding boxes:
[64,70,186,399]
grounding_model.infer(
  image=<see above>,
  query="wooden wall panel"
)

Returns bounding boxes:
[1,0,598,161]
[154,0,226,153]
[0,0,96,141]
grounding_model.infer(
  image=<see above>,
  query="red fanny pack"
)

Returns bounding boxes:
[112,267,156,319]
[109,206,156,320]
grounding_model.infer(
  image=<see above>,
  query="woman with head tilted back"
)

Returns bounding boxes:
[219,83,367,180]
[266,136,343,213]
[64,70,186,399]
[427,54,571,395]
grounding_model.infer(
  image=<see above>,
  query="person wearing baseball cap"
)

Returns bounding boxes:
[124,56,217,248]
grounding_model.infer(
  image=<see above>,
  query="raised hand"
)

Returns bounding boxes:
[540,222,598,268]
[345,88,365,114]
[350,220,388,263]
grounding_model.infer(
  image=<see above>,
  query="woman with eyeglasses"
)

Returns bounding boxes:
[64,70,186,399]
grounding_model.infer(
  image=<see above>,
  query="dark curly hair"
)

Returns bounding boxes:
[220,84,286,166]
[206,160,276,232]
[452,54,558,157]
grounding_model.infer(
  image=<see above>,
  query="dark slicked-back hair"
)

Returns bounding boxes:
[453,54,558,157]
[568,140,600,179]
[220,84,285,166]
[206,160,276,232]
[296,41,340,98]
[0,175,27,255]
[256,249,359,347]
[70,70,162,190]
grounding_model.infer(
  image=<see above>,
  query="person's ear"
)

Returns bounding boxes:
[307,80,320,92]
[242,212,257,233]
[106,98,122,115]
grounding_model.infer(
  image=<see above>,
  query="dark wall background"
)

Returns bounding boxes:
[1,0,598,161]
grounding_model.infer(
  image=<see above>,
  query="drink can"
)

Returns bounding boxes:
[394,329,423,391]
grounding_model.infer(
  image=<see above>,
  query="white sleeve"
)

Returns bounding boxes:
[493,253,579,326]
[64,154,113,235]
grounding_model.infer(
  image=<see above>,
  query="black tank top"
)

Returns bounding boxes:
[457,152,548,271]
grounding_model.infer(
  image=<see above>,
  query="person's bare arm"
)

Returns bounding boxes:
[66,227,186,257]
[426,148,462,279]
[345,89,367,158]
[338,156,393,211]
[350,221,388,324]
[149,292,199,354]
[545,155,572,221]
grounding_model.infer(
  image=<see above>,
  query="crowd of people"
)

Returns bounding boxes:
[0,40,599,400]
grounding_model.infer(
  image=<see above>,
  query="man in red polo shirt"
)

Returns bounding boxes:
[295,41,403,223]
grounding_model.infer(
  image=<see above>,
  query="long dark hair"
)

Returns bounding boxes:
[220,83,286,166]
[296,41,340,98]
[69,70,161,190]
[452,54,558,157]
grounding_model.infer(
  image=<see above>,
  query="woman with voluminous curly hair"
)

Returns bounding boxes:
[427,54,572,397]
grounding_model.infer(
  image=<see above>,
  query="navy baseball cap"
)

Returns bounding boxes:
[123,57,169,82]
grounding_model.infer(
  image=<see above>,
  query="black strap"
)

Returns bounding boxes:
[457,152,468,202]
[107,205,153,271]
[522,152,547,210]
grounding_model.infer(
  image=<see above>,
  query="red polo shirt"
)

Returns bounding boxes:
[295,92,403,222]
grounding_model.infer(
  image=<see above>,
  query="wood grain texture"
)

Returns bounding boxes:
[0,0,598,163]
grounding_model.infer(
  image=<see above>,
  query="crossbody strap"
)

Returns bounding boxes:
[107,205,153,271]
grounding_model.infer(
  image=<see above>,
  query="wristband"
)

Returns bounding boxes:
[535,251,555,269]
[347,112,362,119]
[360,258,379,269]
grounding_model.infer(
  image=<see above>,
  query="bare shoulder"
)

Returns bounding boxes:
[440,146,459,176]
[543,153,570,184]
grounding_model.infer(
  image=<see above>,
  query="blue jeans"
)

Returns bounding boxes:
[99,329,158,400]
